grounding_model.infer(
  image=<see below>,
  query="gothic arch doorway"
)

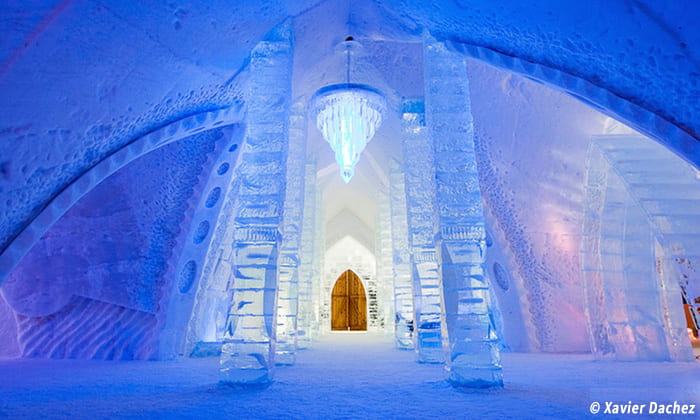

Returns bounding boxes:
[331,270,367,331]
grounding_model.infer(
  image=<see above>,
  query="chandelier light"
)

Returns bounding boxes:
[311,40,387,183]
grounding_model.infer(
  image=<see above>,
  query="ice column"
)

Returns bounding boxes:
[297,160,317,349]
[375,193,394,332]
[275,101,307,365]
[424,40,503,387]
[219,26,293,385]
[311,186,324,340]
[389,161,415,349]
[401,100,444,363]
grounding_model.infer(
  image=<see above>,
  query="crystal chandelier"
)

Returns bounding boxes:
[311,40,387,183]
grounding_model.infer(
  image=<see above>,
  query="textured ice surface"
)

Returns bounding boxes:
[275,101,308,365]
[389,162,414,349]
[297,161,319,349]
[1,0,699,369]
[1,131,220,359]
[220,27,292,384]
[581,135,697,361]
[401,100,444,363]
[469,59,605,353]
[425,41,502,387]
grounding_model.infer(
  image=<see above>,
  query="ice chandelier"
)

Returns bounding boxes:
[311,39,387,183]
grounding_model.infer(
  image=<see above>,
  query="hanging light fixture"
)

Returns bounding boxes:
[311,38,387,183]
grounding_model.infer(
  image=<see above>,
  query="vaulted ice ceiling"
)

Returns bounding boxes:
[2,0,699,258]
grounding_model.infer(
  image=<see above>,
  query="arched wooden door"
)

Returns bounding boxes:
[331,270,367,331]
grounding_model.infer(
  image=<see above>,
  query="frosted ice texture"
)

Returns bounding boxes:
[297,161,318,349]
[160,127,241,359]
[275,101,308,365]
[389,161,415,349]
[220,30,292,385]
[581,135,697,361]
[424,41,503,387]
[401,100,444,363]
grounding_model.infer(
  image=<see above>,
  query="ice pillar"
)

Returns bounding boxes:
[219,26,293,385]
[424,40,503,387]
[297,160,317,349]
[375,193,395,333]
[275,101,307,365]
[401,100,444,363]
[389,161,414,349]
[311,184,324,340]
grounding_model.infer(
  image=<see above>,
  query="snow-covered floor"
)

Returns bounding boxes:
[1,332,698,419]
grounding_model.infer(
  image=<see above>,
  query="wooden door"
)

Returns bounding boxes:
[331,270,367,331]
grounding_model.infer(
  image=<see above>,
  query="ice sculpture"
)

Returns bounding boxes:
[581,135,696,361]
[220,26,293,385]
[297,160,318,349]
[275,101,308,365]
[389,161,415,349]
[401,99,444,363]
[424,40,503,387]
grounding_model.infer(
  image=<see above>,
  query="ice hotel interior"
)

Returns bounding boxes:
[0,1,699,418]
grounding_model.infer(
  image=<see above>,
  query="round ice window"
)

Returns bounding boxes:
[179,260,197,294]
[493,262,510,291]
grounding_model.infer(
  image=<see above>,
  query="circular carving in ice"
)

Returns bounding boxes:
[193,221,210,244]
[179,260,197,294]
[205,187,221,208]
[485,229,493,247]
[217,162,229,175]
[493,262,510,291]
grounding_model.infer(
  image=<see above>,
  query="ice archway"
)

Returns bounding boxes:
[0,0,698,391]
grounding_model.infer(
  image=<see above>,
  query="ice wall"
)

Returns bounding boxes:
[0,130,222,359]
[468,59,607,353]
[0,293,19,358]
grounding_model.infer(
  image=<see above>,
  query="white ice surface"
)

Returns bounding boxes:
[1,332,698,418]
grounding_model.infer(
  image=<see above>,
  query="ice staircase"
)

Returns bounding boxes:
[595,136,700,327]
[587,135,700,360]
